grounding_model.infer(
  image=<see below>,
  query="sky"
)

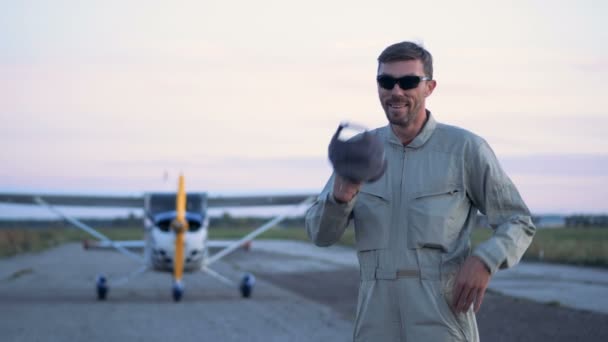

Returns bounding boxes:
[0,0,607,217]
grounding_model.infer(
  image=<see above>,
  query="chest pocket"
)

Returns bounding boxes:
[353,181,391,251]
[407,184,466,252]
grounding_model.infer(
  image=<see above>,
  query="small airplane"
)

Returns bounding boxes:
[0,175,315,301]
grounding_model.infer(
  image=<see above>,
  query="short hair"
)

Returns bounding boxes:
[377,41,433,79]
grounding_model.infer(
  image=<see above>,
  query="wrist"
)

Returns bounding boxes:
[332,192,348,204]
[472,255,491,274]
[331,189,359,204]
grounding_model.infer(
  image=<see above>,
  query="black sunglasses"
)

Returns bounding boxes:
[376,74,431,90]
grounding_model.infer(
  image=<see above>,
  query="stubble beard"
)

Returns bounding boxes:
[384,98,421,129]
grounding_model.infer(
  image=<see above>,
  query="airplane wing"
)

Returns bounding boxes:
[0,185,320,300]
[207,194,315,207]
[83,240,145,249]
[85,238,254,250]
[0,191,317,258]
[0,193,314,208]
[0,193,143,208]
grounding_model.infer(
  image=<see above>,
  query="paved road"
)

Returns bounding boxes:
[251,240,608,314]
[491,262,608,314]
[247,241,608,342]
[0,243,352,342]
[1,240,607,341]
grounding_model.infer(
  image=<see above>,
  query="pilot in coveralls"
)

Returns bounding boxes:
[306,41,535,342]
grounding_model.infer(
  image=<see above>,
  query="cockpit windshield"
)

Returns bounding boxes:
[153,212,204,232]
[147,193,206,215]
[145,193,207,232]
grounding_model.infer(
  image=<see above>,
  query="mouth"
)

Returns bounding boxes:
[386,96,409,110]
[388,101,408,110]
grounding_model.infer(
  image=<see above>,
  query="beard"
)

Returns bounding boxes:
[383,95,421,128]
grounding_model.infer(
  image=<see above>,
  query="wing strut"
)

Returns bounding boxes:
[34,197,144,263]
[201,266,235,286]
[111,265,150,287]
[206,196,316,266]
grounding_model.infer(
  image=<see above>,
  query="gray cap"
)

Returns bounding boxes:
[328,124,387,183]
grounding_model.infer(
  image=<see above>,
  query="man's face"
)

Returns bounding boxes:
[377,60,435,128]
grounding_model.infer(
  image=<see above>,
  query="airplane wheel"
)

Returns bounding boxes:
[172,283,184,302]
[96,275,108,301]
[240,273,255,298]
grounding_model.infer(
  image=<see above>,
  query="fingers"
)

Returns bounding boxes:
[463,286,476,312]
[454,282,487,313]
[333,176,361,203]
[457,285,475,313]
[474,287,486,313]
[451,256,492,313]
[453,282,477,313]
[451,278,464,310]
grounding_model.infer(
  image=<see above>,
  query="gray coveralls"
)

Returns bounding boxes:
[306,113,536,341]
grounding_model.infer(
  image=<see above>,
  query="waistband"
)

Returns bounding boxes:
[360,264,460,281]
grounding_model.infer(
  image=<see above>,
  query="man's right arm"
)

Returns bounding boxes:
[305,174,359,247]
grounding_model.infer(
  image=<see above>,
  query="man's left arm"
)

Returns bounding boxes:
[453,140,536,312]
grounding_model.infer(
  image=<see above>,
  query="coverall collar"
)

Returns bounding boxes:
[386,110,436,149]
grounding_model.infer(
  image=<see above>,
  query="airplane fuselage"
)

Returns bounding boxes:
[145,215,209,272]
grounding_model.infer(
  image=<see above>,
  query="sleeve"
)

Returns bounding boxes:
[467,140,536,274]
[305,173,357,247]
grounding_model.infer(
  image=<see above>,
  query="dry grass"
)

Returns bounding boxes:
[0,226,142,258]
[472,227,608,267]
[524,228,608,267]
[176,226,608,267]
[1,225,607,267]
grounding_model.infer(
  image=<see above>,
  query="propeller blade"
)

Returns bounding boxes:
[173,174,188,283]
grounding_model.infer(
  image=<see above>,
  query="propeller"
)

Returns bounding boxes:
[171,174,188,291]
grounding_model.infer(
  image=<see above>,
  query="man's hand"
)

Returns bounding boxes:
[452,256,491,313]
[332,175,361,203]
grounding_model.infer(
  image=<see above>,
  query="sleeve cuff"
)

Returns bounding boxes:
[472,240,507,275]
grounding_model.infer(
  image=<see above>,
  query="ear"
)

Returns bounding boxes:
[425,80,437,97]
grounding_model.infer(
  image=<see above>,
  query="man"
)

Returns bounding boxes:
[305,41,535,341]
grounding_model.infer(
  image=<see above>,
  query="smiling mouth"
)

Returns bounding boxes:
[389,103,407,109]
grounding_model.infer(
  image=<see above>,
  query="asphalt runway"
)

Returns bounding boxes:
[1,241,607,342]
[0,243,352,342]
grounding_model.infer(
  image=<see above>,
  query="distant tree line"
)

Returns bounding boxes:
[0,213,307,230]
[564,215,608,228]
[474,214,607,229]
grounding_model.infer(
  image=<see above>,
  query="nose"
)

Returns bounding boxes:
[390,83,405,95]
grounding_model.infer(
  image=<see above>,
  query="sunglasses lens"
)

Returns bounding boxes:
[377,75,423,90]
[398,76,421,90]
[377,76,396,90]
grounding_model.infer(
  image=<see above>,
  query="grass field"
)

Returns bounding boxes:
[1,225,607,267]
[0,226,143,257]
